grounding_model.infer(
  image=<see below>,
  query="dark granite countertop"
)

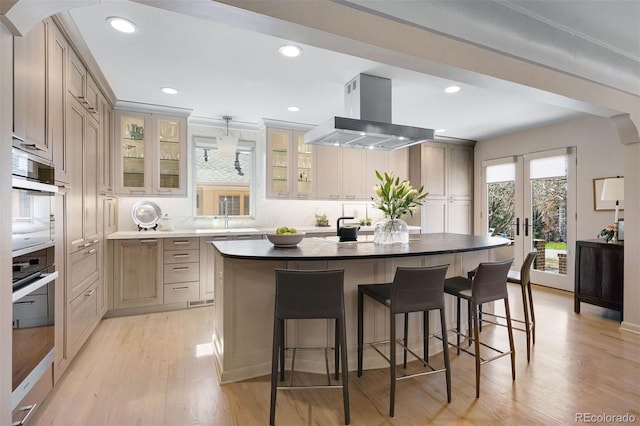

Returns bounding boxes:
[211,233,510,261]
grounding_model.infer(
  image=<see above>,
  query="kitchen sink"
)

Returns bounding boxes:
[195,228,261,234]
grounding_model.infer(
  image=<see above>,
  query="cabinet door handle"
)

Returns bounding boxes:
[524,218,529,237]
[87,248,97,254]
[85,289,96,297]
[172,286,189,291]
[12,135,25,142]
[172,253,190,258]
[329,194,340,199]
[82,242,92,247]
[21,143,45,151]
[14,300,35,305]
[515,218,520,236]
[173,241,191,245]
[12,403,37,426]
[172,267,190,271]
[236,235,253,240]
[140,239,157,243]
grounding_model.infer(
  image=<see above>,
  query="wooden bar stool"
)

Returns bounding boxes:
[443,258,515,398]
[269,269,350,425]
[357,265,451,417]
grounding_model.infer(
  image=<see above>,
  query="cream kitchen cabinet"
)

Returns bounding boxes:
[266,126,316,199]
[163,238,200,304]
[13,18,50,160]
[68,48,100,120]
[66,95,100,252]
[113,239,164,309]
[409,142,474,233]
[316,146,390,200]
[115,110,188,196]
[99,94,114,194]
[49,21,70,184]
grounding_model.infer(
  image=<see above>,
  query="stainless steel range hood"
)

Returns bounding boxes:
[304,74,435,151]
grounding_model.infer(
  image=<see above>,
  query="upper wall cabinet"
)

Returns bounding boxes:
[315,145,395,200]
[266,127,316,199]
[68,48,101,121]
[114,109,188,196]
[13,19,50,160]
[49,21,70,183]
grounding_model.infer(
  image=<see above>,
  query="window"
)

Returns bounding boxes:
[193,136,254,217]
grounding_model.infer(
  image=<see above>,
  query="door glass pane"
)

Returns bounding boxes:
[296,133,313,195]
[271,132,289,193]
[529,156,568,274]
[158,119,180,189]
[486,163,515,238]
[121,116,145,188]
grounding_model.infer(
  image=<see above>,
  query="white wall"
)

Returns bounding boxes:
[474,115,640,332]
[474,115,625,241]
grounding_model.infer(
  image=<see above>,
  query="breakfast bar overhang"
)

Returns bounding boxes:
[210,233,509,383]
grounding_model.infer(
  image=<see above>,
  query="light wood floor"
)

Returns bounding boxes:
[33,285,640,425]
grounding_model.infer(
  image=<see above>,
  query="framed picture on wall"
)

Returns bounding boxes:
[593,177,625,211]
[618,218,625,241]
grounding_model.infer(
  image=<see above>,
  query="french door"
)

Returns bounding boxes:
[483,148,576,291]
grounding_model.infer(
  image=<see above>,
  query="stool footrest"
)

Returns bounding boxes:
[277,384,345,391]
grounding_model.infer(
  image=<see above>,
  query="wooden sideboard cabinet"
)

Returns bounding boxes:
[574,240,623,320]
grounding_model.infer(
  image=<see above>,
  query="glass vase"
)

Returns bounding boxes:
[374,217,409,245]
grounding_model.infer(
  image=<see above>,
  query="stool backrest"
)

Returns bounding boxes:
[390,265,449,314]
[521,251,537,286]
[274,269,345,319]
[472,258,513,305]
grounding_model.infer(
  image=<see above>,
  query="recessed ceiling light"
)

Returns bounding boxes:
[368,146,375,150]
[398,136,405,140]
[444,85,461,94]
[279,45,302,58]
[287,106,300,112]
[161,87,178,95]
[435,128,446,133]
[360,132,366,136]
[107,17,137,34]
[333,142,340,147]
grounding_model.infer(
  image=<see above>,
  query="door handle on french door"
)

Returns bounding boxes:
[515,218,520,236]
[524,218,529,237]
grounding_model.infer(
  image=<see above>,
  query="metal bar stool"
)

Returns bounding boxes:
[357,265,451,417]
[475,251,536,362]
[507,251,537,362]
[443,258,515,398]
[269,269,350,425]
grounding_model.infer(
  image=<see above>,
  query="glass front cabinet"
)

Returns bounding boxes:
[115,110,187,196]
[266,126,315,198]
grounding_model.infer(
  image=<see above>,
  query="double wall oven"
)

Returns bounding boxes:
[11,148,58,418]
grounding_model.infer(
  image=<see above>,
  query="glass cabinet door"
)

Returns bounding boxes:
[158,119,181,190]
[120,115,146,189]
[268,129,291,196]
[295,131,314,197]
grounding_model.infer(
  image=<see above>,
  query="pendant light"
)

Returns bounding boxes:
[218,116,238,159]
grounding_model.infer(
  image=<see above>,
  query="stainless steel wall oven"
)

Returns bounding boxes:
[11,148,58,415]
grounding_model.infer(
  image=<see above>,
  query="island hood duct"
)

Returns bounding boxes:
[304,73,435,151]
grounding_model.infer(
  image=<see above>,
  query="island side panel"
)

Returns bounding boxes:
[213,245,498,383]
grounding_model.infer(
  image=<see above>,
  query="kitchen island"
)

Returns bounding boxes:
[211,233,509,383]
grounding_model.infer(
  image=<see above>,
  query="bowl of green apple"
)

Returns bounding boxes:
[266,227,305,248]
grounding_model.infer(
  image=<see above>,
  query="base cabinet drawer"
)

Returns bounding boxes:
[163,281,199,304]
[68,280,98,358]
[163,262,199,284]
[68,244,100,301]
[164,237,199,250]
[163,249,199,264]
